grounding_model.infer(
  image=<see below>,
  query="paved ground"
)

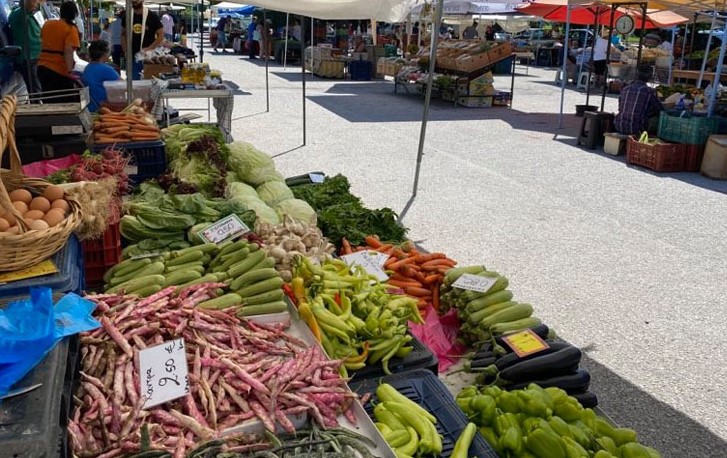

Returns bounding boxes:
[179,36,727,457]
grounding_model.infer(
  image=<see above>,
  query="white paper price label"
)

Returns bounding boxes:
[452,274,497,293]
[139,338,190,409]
[308,173,325,183]
[199,214,250,244]
[341,251,389,282]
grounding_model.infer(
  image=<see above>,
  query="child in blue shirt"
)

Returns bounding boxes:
[82,40,120,112]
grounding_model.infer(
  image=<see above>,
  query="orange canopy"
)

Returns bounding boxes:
[517,0,690,28]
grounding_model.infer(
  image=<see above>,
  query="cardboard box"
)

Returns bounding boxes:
[455,52,490,73]
[469,82,494,96]
[143,64,175,79]
[376,57,387,76]
[487,41,512,64]
[457,96,493,108]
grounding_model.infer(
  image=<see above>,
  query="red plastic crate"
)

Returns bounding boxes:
[627,137,686,172]
[82,221,121,287]
[684,144,706,172]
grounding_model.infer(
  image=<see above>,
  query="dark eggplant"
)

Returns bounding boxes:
[570,390,599,408]
[495,341,574,371]
[504,369,591,392]
[473,349,495,360]
[498,345,583,383]
[469,355,497,370]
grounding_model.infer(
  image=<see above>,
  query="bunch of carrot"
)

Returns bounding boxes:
[342,235,457,312]
[93,106,160,144]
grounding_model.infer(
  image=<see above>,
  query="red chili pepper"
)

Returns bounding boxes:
[282,284,297,305]
[334,292,341,306]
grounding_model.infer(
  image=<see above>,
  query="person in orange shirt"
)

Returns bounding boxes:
[37,1,81,103]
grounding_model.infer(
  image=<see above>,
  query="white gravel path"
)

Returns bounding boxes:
[179,37,727,457]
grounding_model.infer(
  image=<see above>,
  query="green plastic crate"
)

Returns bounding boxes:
[657,111,723,145]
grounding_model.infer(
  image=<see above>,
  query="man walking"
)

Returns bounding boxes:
[8,0,42,95]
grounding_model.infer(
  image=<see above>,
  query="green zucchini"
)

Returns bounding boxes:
[213,248,250,273]
[166,250,204,267]
[239,288,285,306]
[176,243,218,256]
[236,301,287,316]
[107,274,166,294]
[164,270,203,287]
[104,257,151,283]
[177,273,218,291]
[236,277,284,298]
[229,267,279,291]
[130,284,163,298]
[164,262,205,273]
[226,250,266,278]
[465,290,514,314]
[219,240,247,257]
[467,301,517,326]
[109,262,165,287]
[197,293,242,310]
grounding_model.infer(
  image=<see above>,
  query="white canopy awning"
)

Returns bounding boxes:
[215,0,418,22]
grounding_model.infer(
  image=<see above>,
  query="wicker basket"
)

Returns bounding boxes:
[0,96,82,272]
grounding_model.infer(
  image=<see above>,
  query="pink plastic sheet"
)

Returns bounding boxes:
[409,306,467,372]
[21,154,82,178]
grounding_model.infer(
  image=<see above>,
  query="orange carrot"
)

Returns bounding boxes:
[422,274,441,285]
[392,248,406,259]
[365,235,382,248]
[413,253,446,263]
[389,257,418,271]
[390,273,413,282]
[405,286,433,297]
[387,279,423,288]
[422,259,457,268]
[432,284,440,311]
[341,238,352,255]
[416,298,429,308]
[376,244,393,253]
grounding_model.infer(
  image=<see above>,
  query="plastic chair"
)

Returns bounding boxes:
[577,111,614,149]
[577,72,592,89]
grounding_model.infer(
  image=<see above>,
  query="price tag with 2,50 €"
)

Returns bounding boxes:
[451,273,497,293]
[501,329,550,358]
[139,338,190,409]
[199,214,250,244]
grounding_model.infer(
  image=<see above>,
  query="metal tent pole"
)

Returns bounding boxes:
[600,4,616,111]
[412,0,444,197]
[558,5,573,128]
[283,13,289,69]
[584,8,600,107]
[311,17,314,47]
[199,0,204,62]
[263,9,269,113]
[698,13,717,88]
[301,17,307,146]
[668,27,676,85]
[635,3,647,68]
[707,17,727,117]
[126,0,133,101]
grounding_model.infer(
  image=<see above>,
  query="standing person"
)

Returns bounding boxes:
[214,16,228,52]
[99,22,112,47]
[8,0,42,95]
[485,26,495,41]
[121,0,164,80]
[291,19,302,41]
[658,36,673,55]
[82,39,120,112]
[614,66,663,136]
[462,20,479,40]
[592,30,609,89]
[247,16,258,59]
[161,8,174,42]
[37,1,81,103]
[110,10,124,68]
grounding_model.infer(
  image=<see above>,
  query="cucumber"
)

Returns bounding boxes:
[236,301,287,316]
[226,250,266,279]
[229,267,279,291]
[219,240,248,257]
[175,243,218,256]
[467,301,517,326]
[166,250,204,267]
[465,290,514,314]
[109,262,165,287]
[239,289,285,306]
[444,265,487,286]
[107,274,166,294]
[110,258,152,281]
[197,293,242,310]
[480,303,533,329]
[164,270,203,287]
[177,273,218,291]
[236,277,284,298]
[129,284,163,298]
[164,262,205,273]
[213,248,250,273]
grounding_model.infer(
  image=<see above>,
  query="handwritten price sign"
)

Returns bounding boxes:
[341,251,389,282]
[451,273,497,293]
[501,329,550,358]
[139,338,190,409]
[199,214,250,244]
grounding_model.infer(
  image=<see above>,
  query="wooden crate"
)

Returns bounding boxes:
[143,64,175,79]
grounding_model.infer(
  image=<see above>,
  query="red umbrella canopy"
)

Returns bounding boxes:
[517,0,688,28]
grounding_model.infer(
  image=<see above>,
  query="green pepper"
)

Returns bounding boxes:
[644,446,662,458]
[595,418,616,438]
[481,385,502,398]
[611,427,638,446]
[517,390,550,418]
[525,428,567,458]
[456,396,472,412]
[499,426,523,456]
[554,400,582,422]
[562,436,589,458]
[593,451,617,458]
[494,413,522,436]
[496,391,522,414]
[469,395,497,426]
[619,442,653,458]
[458,386,479,400]
[523,417,555,435]
[450,423,477,458]
[545,387,570,406]
[596,436,619,455]
[478,426,499,448]
[548,417,573,439]
[567,424,591,449]
[580,408,597,431]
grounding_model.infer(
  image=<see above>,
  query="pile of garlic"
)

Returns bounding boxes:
[255,215,336,281]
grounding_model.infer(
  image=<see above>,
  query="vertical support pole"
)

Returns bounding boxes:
[199,0,205,62]
[707,18,727,117]
[263,9,269,113]
[301,17,307,146]
[585,8,599,107]
[635,2,647,68]
[558,5,572,129]
[668,27,676,85]
[698,13,717,88]
[600,4,616,111]
[283,13,289,69]
[412,0,444,197]
[125,0,133,102]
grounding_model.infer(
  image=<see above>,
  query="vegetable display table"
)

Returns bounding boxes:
[672,69,727,85]
[160,87,234,137]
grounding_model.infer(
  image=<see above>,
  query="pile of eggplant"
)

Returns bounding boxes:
[466,325,599,408]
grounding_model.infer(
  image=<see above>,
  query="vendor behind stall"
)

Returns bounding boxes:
[37,1,81,103]
[82,40,120,112]
[121,0,164,80]
[614,66,663,136]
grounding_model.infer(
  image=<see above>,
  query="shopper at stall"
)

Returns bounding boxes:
[8,0,42,95]
[82,39,120,112]
[261,18,273,59]
[37,1,81,103]
[593,30,609,89]
[110,10,124,68]
[614,66,663,136]
[121,0,164,80]
[247,16,259,59]
[462,21,479,40]
[161,8,174,42]
[214,15,229,52]
[100,22,112,47]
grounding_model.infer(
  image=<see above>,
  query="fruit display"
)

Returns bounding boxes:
[0,185,71,235]
[457,384,662,458]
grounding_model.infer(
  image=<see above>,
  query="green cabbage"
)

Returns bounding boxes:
[274,198,317,225]
[225,182,259,201]
[242,199,280,225]
[256,181,294,207]
[227,141,283,186]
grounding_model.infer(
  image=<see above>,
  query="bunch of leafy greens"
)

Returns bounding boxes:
[291,174,407,246]
[120,182,256,244]
[162,125,229,197]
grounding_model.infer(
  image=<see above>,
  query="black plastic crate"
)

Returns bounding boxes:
[93,140,166,185]
[350,369,499,458]
[349,332,438,382]
[0,338,71,458]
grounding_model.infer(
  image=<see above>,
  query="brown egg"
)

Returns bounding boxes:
[50,199,70,213]
[29,219,49,231]
[9,189,32,205]
[24,209,45,220]
[29,196,51,213]
[43,210,65,227]
[3,212,16,225]
[43,185,64,202]
[7,225,19,234]
[12,201,28,214]
[0,218,9,231]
